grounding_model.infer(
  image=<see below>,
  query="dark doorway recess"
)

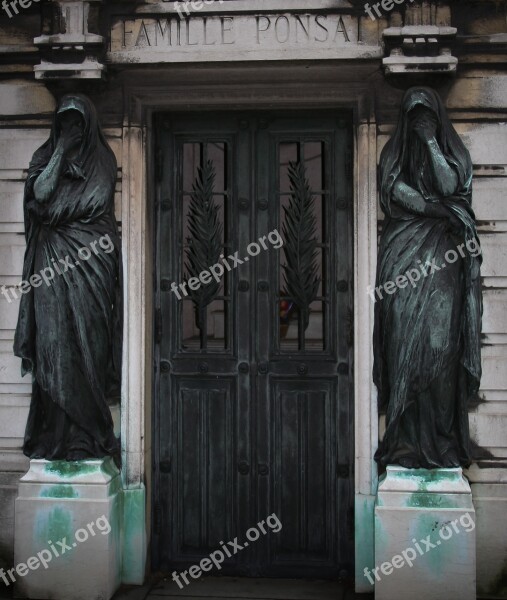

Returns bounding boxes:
[152,111,354,579]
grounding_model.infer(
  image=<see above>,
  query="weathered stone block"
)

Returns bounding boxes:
[374,466,476,600]
[14,458,121,600]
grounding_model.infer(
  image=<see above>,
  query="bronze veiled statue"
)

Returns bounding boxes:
[374,87,483,469]
[14,94,122,463]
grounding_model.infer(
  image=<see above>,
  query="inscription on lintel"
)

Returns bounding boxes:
[107,13,379,62]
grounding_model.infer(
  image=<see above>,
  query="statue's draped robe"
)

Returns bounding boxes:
[14,95,121,462]
[374,88,482,468]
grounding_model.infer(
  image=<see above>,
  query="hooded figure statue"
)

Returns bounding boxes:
[373,87,482,469]
[14,94,122,463]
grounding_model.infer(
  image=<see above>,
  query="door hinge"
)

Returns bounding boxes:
[155,147,163,182]
[154,502,162,535]
[155,308,163,344]
[347,306,354,348]
[347,506,354,541]
[345,147,353,174]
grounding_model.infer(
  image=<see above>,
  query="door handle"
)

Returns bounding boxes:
[160,459,172,474]
[238,461,250,475]
[258,464,269,476]
[336,464,349,478]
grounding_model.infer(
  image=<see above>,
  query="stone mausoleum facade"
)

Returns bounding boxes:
[0,0,506,598]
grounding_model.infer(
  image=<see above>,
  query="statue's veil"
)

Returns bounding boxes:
[379,87,473,216]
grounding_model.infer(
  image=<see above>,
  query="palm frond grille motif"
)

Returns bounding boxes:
[185,159,223,333]
[282,161,320,350]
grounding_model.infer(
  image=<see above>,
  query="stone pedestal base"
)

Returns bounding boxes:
[374,466,476,600]
[14,458,121,600]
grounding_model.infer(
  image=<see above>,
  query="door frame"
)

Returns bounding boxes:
[118,68,379,591]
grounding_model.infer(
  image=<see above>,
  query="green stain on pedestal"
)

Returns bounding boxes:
[375,467,475,594]
[36,506,73,549]
[393,468,462,489]
[407,492,455,509]
[374,512,387,553]
[355,494,375,592]
[121,485,146,585]
[40,485,78,499]
[45,461,99,478]
[410,513,449,578]
[384,468,463,508]
[44,457,118,480]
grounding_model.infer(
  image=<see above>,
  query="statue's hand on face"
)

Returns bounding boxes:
[59,125,82,155]
[56,110,83,156]
[410,106,438,144]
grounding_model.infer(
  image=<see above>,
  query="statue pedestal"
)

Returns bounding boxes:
[374,466,476,600]
[14,458,121,600]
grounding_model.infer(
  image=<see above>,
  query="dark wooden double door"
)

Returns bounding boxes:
[153,111,353,578]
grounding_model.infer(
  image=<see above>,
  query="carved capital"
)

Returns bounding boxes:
[34,0,106,80]
[381,1,458,78]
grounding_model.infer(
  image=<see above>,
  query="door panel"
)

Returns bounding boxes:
[176,382,236,553]
[271,383,334,563]
[153,112,353,578]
